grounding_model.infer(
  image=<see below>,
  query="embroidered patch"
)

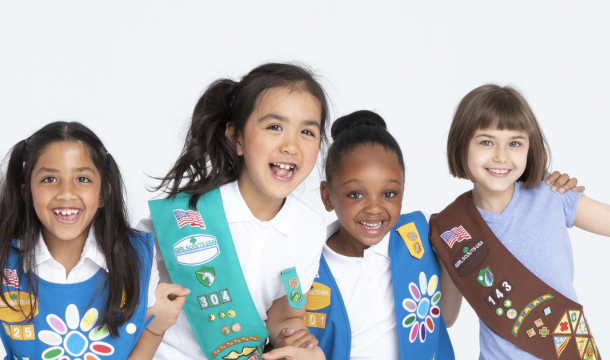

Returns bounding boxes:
[288,278,299,289]
[553,311,571,335]
[211,337,261,358]
[544,307,551,316]
[0,291,38,322]
[397,222,425,259]
[219,311,226,319]
[2,269,19,288]
[477,267,494,287]
[290,291,302,303]
[511,294,553,337]
[401,272,440,344]
[568,310,581,331]
[534,318,544,327]
[553,336,571,358]
[486,279,513,309]
[526,328,536,337]
[195,266,216,287]
[222,346,257,360]
[584,339,596,359]
[307,282,331,311]
[495,308,504,316]
[39,305,115,357]
[575,313,589,335]
[173,209,206,229]
[221,326,231,335]
[172,234,220,266]
[228,310,236,318]
[208,314,216,322]
[453,239,488,276]
[231,323,242,333]
[305,312,327,329]
[197,289,232,309]
[506,309,517,320]
[440,226,471,248]
[539,327,550,337]
[575,337,588,358]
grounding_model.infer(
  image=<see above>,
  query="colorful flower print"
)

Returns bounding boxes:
[402,272,441,343]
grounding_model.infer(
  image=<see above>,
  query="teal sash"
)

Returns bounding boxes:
[149,189,269,359]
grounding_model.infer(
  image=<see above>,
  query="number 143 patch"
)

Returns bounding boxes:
[486,278,514,310]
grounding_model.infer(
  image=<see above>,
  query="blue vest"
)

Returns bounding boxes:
[0,233,154,360]
[307,212,455,360]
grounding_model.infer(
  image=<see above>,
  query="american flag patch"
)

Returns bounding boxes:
[440,226,471,248]
[3,269,19,288]
[173,209,206,229]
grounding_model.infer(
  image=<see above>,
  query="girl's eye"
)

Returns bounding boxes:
[302,129,316,137]
[481,140,492,146]
[509,141,521,147]
[349,193,363,199]
[268,124,282,131]
[383,192,396,198]
[42,177,56,183]
[76,177,91,183]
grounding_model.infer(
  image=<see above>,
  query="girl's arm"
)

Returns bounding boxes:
[127,283,190,360]
[573,196,610,236]
[437,257,463,327]
[266,293,319,351]
[262,345,326,360]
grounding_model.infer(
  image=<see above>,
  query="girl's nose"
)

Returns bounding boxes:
[56,180,77,201]
[364,196,383,215]
[493,147,508,162]
[279,133,298,155]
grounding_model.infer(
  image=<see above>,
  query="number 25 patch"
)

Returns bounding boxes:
[486,278,514,310]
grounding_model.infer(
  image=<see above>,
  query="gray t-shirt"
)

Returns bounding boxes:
[477,181,582,360]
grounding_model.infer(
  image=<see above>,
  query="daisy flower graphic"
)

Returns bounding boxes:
[402,272,441,343]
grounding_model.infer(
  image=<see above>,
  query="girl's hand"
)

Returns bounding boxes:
[545,171,585,193]
[146,283,190,335]
[262,345,326,360]
[274,328,318,349]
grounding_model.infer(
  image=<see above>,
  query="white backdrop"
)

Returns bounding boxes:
[1,1,609,358]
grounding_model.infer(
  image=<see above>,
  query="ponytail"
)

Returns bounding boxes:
[156,63,330,208]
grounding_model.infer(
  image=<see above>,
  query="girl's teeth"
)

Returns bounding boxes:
[286,170,293,177]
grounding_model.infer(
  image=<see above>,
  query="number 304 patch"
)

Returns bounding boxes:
[486,278,513,310]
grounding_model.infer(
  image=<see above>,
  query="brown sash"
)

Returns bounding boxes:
[429,191,601,360]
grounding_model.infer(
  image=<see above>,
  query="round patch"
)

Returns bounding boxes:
[496,308,504,316]
[507,309,517,320]
[221,326,231,335]
[504,299,512,308]
[125,323,136,334]
[408,232,418,241]
[219,311,226,319]
[227,310,236,318]
[231,323,242,333]
[288,277,299,289]
[208,314,216,322]
[290,291,302,303]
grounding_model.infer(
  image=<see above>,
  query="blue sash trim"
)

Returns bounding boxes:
[310,212,455,359]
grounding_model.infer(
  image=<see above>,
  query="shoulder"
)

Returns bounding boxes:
[128,231,154,253]
[289,195,326,227]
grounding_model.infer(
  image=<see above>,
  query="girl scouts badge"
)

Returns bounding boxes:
[281,267,306,309]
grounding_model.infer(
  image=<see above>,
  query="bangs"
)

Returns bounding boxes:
[473,91,535,135]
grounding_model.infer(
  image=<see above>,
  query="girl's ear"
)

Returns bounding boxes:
[98,184,110,209]
[225,122,244,156]
[320,181,334,212]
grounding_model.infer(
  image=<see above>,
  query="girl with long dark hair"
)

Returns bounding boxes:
[0,122,185,359]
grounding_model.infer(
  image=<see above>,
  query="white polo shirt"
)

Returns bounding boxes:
[323,220,399,360]
[137,181,326,360]
[25,229,158,307]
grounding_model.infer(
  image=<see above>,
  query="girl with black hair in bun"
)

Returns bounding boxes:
[139,63,329,360]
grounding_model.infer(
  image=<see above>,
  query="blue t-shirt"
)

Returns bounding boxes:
[477,180,582,360]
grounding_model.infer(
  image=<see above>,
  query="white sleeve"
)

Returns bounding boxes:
[294,216,326,294]
[147,245,159,308]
